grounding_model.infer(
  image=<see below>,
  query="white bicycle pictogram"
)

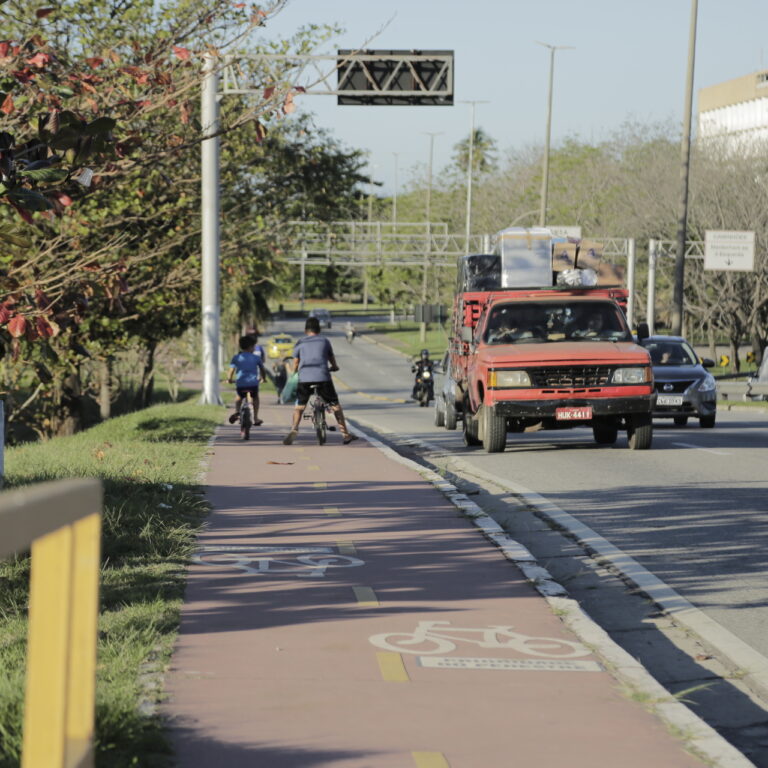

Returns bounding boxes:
[369,620,590,658]
[193,548,364,578]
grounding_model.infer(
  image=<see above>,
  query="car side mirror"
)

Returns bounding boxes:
[460,326,474,343]
[702,358,715,368]
[636,322,650,342]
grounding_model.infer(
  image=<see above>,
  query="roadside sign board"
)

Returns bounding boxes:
[704,230,755,271]
[548,226,582,240]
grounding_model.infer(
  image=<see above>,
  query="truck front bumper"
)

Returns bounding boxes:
[492,395,654,419]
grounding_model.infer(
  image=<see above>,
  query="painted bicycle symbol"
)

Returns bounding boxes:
[193,545,364,578]
[369,620,590,658]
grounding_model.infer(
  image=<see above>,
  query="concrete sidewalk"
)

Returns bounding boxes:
[162,403,725,767]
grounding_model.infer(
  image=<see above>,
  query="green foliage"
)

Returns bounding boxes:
[0,399,222,767]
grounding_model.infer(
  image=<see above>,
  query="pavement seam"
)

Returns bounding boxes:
[346,419,758,768]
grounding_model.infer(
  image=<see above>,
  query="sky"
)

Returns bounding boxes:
[260,0,768,196]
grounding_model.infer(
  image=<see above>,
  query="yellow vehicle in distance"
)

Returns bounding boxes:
[266,334,294,360]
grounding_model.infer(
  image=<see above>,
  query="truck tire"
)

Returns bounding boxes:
[699,414,716,428]
[463,400,481,447]
[627,413,653,450]
[593,424,618,445]
[434,397,445,427]
[482,405,507,453]
[444,401,458,431]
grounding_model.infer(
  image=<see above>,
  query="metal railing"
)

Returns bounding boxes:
[0,478,103,768]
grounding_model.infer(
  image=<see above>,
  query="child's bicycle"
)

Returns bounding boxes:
[304,384,335,445]
[239,391,255,440]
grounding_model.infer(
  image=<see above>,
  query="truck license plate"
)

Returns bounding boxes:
[656,395,683,406]
[555,406,592,421]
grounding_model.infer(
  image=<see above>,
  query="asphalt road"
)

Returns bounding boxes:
[271,318,768,662]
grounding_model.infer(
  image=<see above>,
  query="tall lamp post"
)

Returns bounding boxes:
[392,152,399,228]
[671,0,699,336]
[536,42,573,228]
[459,100,489,254]
[421,132,442,342]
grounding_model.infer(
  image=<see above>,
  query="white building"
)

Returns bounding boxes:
[698,70,768,145]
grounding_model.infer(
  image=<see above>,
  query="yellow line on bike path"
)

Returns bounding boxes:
[336,540,356,555]
[332,375,408,404]
[324,507,341,517]
[313,482,327,489]
[353,586,378,606]
[375,652,409,682]
[412,752,449,768]
[307,465,320,471]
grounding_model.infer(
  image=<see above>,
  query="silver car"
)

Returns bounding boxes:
[308,308,332,329]
[640,336,717,428]
[433,351,460,430]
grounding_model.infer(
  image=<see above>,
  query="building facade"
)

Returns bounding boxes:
[698,70,768,144]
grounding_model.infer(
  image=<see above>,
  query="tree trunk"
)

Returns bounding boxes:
[135,340,156,409]
[707,323,717,362]
[98,356,113,420]
[55,367,83,436]
[729,337,740,374]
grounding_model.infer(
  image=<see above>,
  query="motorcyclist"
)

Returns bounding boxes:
[411,349,435,401]
[345,320,356,343]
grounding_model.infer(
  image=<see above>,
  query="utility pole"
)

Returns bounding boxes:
[200,54,223,405]
[536,42,573,228]
[459,100,489,254]
[421,132,441,342]
[392,152,399,228]
[671,0,699,336]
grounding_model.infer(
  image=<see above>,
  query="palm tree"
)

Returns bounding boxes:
[452,128,498,175]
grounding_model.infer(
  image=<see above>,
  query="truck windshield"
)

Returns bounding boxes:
[483,301,631,344]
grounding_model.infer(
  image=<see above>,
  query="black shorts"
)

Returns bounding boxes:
[295,380,339,407]
[236,386,260,398]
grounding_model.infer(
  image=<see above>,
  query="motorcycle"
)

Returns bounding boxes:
[413,367,434,407]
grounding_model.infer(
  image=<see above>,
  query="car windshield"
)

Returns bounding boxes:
[645,340,699,366]
[483,301,631,344]
[274,337,291,344]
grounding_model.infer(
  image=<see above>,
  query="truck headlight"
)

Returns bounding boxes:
[698,373,716,392]
[488,370,531,388]
[612,367,650,384]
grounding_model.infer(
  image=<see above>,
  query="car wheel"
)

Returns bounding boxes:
[674,416,688,426]
[482,405,507,453]
[699,414,716,428]
[434,397,445,427]
[444,401,458,431]
[462,400,481,447]
[627,413,653,450]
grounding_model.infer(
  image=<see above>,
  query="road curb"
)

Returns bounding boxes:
[347,418,758,768]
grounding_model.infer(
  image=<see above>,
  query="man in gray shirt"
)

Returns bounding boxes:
[283,316,358,445]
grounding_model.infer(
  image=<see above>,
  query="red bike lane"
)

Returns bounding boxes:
[162,403,709,768]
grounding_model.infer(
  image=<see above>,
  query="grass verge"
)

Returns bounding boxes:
[0,398,223,768]
[364,321,449,359]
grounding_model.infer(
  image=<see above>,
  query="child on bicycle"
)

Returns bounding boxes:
[282,317,358,445]
[227,335,267,426]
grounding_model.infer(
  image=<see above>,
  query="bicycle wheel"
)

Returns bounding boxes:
[314,405,327,445]
[368,632,455,655]
[240,403,252,441]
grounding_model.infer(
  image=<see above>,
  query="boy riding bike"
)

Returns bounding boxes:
[227,334,267,426]
[282,317,358,445]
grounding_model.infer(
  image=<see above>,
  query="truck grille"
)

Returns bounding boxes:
[529,366,613,388]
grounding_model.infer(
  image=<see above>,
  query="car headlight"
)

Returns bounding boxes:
[612,367,651,384]
[698,373,716,392]
[488,370,531,388]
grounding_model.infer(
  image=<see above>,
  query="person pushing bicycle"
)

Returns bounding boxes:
[282,316,358,445]
[227,334,267,426]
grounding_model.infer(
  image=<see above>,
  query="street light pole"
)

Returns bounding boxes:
[392,152,399,228]
[459,100,489,254]
[671,0,699,336]
[536,42,573,228]
[421,132,441,342]
[200,54,223,405]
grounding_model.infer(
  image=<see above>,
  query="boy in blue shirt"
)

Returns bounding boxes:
[227,335,267,426]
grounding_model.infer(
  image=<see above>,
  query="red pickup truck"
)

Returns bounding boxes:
[445,229,655,452]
